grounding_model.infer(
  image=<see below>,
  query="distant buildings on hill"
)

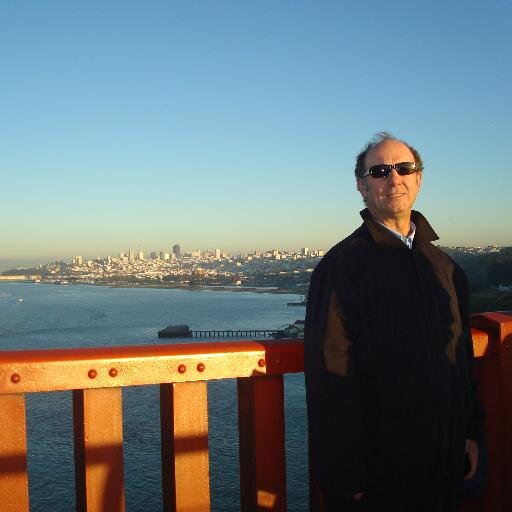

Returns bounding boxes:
[70,243,325,267]
[4,245,511,292]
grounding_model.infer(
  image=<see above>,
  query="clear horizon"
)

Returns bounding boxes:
[1,1,511,260]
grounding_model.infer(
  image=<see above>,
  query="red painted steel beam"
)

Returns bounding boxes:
[73,388,125,512]
[161,381,210,512]
[0,340,304,394]
[1,332,490,395]
[468,312,512,512]
[0,393,29,512]
[238,375,287,512]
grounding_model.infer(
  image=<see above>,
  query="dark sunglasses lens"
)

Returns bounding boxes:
[395,163,416,175]
[369,165,391,178]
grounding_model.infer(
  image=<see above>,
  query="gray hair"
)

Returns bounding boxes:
[354,132,424,177]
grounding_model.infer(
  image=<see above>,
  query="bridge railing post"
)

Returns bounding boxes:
[237,375,287,512]
[73,387,125,512]
[0,393,29,512]
[160,381,210,512]
[469,312,512,512]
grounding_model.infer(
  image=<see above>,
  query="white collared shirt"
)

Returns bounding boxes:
[378,221,416,249]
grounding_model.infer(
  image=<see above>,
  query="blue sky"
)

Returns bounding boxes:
[1,0,511,263]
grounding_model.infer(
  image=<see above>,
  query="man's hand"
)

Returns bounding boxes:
[465,439,479,480]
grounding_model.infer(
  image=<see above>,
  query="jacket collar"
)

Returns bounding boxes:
[359,208,439,248]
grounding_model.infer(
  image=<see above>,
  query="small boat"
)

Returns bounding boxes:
[158,324,192,338]
[17,298,23,303]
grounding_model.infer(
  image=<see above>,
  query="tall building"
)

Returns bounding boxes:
[215,248,221,260]
[301,247,309,256]
[160,251,170,261]
[128,249,135,262]
[172,244,181,258]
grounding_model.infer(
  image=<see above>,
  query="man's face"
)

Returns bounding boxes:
[356,139,422,223]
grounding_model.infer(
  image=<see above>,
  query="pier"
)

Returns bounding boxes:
[158,323,276,338]
[191,329,275,338]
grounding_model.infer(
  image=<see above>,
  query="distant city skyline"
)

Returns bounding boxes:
[0,243,327,269]
[1,241,507,274]
[1,1,511,262]
[3,229,512,263]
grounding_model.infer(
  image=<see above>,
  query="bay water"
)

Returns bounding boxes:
[0,283,308,511]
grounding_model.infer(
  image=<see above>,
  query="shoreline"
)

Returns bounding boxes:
[107,282,306,295]
[2,280,307,296]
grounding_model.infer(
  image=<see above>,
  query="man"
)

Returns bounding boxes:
[304,133,484,511]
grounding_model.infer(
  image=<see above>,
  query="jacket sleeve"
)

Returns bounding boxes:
[454,265,486,443]
[304,259,366,497]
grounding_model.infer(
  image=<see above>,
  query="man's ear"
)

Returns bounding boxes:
[417,171,423,190]
[356,177,367,195]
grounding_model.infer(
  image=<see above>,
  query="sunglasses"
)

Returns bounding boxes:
[361,161,417,179]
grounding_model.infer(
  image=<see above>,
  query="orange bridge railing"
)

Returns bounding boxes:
[0,312,511,512]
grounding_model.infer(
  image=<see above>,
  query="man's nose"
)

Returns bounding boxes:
[387,169,402,184]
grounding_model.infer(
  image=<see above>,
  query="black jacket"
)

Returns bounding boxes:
[304,209,484,502]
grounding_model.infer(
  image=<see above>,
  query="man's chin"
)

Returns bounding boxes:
[378,204,411,216]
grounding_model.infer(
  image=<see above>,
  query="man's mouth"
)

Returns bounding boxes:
[385,193,405,198]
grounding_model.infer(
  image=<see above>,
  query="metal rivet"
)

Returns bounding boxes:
[11,373,21,384]
[197,363,205,372]
[258,359,266,367]
[88,369,97,379]
[109,368,118,377]
[275,359,281,365]
[506,344,511,350]
[178,364,186,374]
